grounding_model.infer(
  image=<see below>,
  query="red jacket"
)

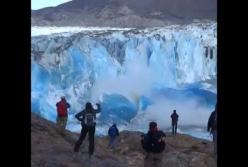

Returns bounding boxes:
[56,100,70,117]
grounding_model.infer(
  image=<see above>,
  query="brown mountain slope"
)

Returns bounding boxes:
[31,113,216,167]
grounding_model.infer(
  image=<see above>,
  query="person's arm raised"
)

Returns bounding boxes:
[95,103,101,113]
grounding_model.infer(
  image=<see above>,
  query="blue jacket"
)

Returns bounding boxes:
[108,125,119,138]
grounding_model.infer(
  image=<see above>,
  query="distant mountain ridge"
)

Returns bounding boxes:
[32,0,216,27]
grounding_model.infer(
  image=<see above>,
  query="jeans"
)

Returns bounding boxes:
[108,136,117,148]
[172,122,177,135]
[74,125,95,155]
[56,116,68,129]
[212,130,217,160]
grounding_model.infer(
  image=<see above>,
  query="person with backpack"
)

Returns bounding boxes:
[56,96,70,130]
[171,110,179,135]
[141,121,166,160]
[73,102,101,159]
[108,123,119,149]
[208,104,217,159]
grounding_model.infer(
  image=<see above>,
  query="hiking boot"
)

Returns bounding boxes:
[145,153,150,160]
[72,152,79,160]
[153,157,160,161]
[88,154,93,161]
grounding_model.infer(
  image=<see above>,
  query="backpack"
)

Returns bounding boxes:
[84,112,96,126]
[108,126,118,138]
[141,134,151,150]
[141,131,166,153]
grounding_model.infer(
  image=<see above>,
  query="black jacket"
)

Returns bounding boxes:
[142,130,166,153]
[207,110,217,132]
[75,104,101,126]
[171,113,179,122]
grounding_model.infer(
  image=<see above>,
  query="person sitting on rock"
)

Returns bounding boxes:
[108,123,119,149]
[141,121,166,159]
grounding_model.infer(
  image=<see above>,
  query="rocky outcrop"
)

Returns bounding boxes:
[31,113,216,167]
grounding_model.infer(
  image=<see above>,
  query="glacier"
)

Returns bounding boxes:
[31,22,217,140]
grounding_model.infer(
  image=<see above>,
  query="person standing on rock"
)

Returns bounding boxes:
[73,102,101,159]
[208,104,217,159]
[171,110,179,135]
[56,96,70,130]
[141,121,166,162]
[108,123,119,149]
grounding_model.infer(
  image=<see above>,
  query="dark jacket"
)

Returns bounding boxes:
[108,125,119,138]
[75,104,101,127]
[208,110,217,132]
[171,113,179,123]
[141,129,166,153]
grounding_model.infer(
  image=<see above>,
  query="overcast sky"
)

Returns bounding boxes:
[31,0,72,10]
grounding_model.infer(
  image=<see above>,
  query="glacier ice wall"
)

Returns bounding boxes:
[31,22,217,136]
